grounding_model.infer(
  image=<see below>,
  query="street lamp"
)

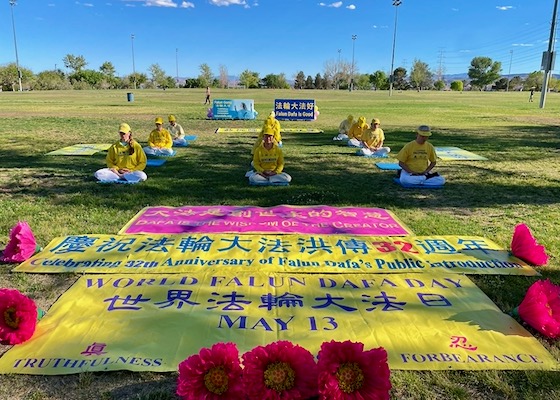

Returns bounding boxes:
[506,50,513,92]
[131,34,136,89]
[389,0,402,97]
[176,48,179,87]
[351,35,357,91]
[9,0,22,92]
[336,49,341,89]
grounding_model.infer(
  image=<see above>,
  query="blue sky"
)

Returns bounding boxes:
[1,1,556,79]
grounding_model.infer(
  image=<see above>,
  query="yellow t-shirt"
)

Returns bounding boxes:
[252,143,285,174]
[148,128,173,148]
[106,141,147,171]
[362,127,385,148]
[396,140,437,173]
[348,121,369,140]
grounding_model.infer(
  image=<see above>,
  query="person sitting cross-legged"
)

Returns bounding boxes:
[333,114,354,141]
[144,116,174,156]
[248,126,291,185]
[396,125,445,186]
[347,116,369,147]
[94,123,147,182]
[167,114,187,146]
[358,118,391,157]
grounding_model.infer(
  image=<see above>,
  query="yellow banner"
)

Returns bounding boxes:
[0,272,556,375]
[14,234,537,276]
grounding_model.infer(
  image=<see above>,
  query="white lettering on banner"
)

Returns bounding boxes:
[400,353,544,364]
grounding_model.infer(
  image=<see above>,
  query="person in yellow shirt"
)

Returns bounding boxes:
[347,116,369,147]
[167,115,186,146]
[94,123,147,182]
[358,118,391,157]
[248,126,291,185]
[252,112,282,154]
[333,115,354,141]
[396,125,445,186]
[144,117,173,156]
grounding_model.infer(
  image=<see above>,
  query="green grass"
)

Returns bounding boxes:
[0,88,560,399]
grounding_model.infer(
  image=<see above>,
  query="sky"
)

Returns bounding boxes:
[1,1,557,80]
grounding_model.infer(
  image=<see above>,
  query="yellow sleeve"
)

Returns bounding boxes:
[162,130,173,149]
[252,148,264,173]
[105,144,119,169]
[134,143,147,171]
[275,147,284,173]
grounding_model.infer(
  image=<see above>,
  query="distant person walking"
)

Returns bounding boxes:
[529,87,535,102]
[204,86,211,105]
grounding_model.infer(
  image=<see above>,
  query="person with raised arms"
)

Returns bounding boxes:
[396,125,445,186]
[144,117,173,156]
[94,123,147,182]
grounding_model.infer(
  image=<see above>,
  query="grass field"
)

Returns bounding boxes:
[0,88,559,399]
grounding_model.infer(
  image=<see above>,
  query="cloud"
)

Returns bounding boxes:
[83,3,94,6]
[180,1,194,7]
[319,2,343,8]
[512,43,533,47]
[209,0,248,6]
[346,4,355,10]
[496,6,513,11]
[144,0,178,6]
[451,8,458,11]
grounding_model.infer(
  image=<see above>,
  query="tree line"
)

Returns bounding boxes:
[0,54,556,92]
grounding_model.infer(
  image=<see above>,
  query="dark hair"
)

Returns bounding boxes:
[128,133,135,155]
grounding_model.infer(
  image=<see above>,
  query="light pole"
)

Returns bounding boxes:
[351,35,357,91]
[337,49,341,89]
[176,48,179,87]
[389,0,402,97]
[540,0,558,108]
[9,0,22,92]
[506,50,513,92]
[131,34,136,89]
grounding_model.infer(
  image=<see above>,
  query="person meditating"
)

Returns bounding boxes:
[144,117,173,156]
[167,114,186,146]
[252,112,282,155]
[347,116,368,147]
[396,125,445,186]
[248,126,291,185]
[333,115,354,141]
[94,123,147,182]
[358,118,391,157]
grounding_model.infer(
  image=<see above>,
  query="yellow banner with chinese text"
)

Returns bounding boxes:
[0,272,556,375]
[14,234,537,276]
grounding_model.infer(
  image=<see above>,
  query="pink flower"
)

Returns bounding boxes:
[511,223,549,266]
[242,340,318,399]
[0,288,38,345]
[1,221,39,263]
[317,340,391,400]
[517,279,560,338]
[177,342,244,400]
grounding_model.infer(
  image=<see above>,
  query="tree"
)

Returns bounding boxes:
[63,54,87,73]
[69,69,105,89]
[523,71,543,91]
[509,76,523,90]
[305,75,314,89]
[294,71,305,89]
[148,64,167,88]
[262,73,289,89]
[33,70,71,90]
[314,73,323,89]
[494,77,509,91]
[433,80,445,91]
[468,57,501,90]
[99,62,116,77]
[370,70,389,90]
[219,65,229,88]
[0,63,34,91]
[198,64,214,88]
[355,74,372,90]
[392,67,408,90]
[239,69,260,88]
[450,80,463,91]
[409,59,433,90]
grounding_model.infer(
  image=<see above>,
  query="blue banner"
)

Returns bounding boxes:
[274,99,315,121]
[212,99,257,120]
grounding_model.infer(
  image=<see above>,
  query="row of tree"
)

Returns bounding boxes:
[0,54,555,92]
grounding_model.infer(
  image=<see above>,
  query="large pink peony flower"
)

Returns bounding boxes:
[517,279,560,339]
[0,288,39,345]
[511,223,549,266]
[317,340,391,400]
[1,221,39,263]
[177,342,244,400]
[242,340,318,399]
